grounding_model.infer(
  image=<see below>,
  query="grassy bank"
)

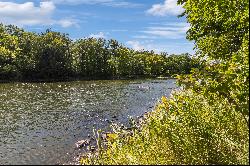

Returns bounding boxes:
[79,89,249,165]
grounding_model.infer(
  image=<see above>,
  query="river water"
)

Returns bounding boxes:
[0,79,177,165]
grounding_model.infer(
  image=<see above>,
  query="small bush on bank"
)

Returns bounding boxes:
[80,90,249,165]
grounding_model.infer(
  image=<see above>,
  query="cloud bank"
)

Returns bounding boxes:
[0,1,77,27]
[50,0,143,8]
[147,0,184,16]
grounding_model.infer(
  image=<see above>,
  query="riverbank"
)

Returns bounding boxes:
[76,89,249,165]
[69,109,151,165]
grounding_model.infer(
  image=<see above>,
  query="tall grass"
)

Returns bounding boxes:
[80,90,249,165]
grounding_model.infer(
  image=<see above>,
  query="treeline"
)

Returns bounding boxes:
[0,24,201,81]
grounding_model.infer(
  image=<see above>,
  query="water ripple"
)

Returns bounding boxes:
[0,79,177,165]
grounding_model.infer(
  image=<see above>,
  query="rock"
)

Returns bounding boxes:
[90,146,96,152]
[87,146,96,152]
[138,86,150,90]
[104,118,111,123]
[101,133,107,140]
[75,139,90,148]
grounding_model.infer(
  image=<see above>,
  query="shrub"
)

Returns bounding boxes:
[80,90,249,165]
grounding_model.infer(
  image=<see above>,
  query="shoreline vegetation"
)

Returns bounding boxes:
[0,75,174,84]
[0,24,201,83]
[75,0,249,165]
[76,90,249,165]
[1,0,248,164]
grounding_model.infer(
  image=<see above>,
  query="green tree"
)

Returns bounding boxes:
[177,0,249,123]
[0,23,201,81]
[72,38,111,78]
[16,31,38,79]
[34,30,73,79]
[0,24,19,79]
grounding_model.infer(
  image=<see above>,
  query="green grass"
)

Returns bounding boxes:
[80,89,249,165]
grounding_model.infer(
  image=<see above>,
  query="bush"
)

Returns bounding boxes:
[80,90,249,165]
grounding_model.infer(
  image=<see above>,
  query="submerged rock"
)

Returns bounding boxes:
[75,139,90,148]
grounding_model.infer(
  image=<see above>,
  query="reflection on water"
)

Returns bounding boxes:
[0,79,177,165]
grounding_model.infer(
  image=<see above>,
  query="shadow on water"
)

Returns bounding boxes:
[0,79,177,165]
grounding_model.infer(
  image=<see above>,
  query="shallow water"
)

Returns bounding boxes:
[0,79,177,165]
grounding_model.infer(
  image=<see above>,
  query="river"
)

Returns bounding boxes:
[0,79,177,165]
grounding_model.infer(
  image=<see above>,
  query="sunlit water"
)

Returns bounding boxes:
[0,79,177,165]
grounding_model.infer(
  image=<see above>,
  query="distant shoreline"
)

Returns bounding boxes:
[0,76,175,84]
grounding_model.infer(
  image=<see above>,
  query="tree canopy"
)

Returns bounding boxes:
[177,0,249,120]
[0,24,200,81]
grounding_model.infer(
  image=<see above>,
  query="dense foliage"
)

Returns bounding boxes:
[81,91,248,165]
[0,24,200,81]
[177,0,249,124]
[80,0,249,165]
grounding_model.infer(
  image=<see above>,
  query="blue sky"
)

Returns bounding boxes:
[0,0,195,54]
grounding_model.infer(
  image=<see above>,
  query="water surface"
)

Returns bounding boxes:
[0,79,177,165]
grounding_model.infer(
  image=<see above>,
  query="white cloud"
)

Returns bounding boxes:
[127,40,194,54]
[111,29,128,32]
[89,32,108,38]
[127,40,168,53]
[147,0,184,16]
[51,0,143,8]
[126,40,145,51]
[132,35,157,39]
[51,0,113,5]
[57,18,79,28]
[137,22,190,39]
[0,1,78,27]
[0,1,55,26]
[104,1,142,8]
